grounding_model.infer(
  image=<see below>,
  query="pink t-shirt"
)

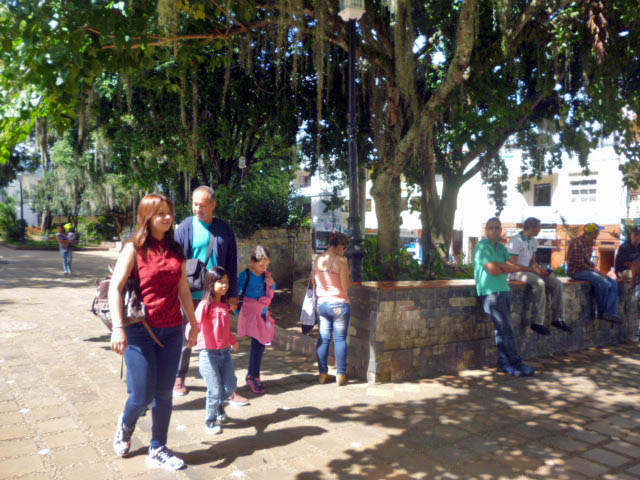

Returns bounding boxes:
[314,255,350,304]
[195,300,237,350]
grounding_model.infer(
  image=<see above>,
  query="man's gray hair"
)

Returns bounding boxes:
[523,217,540,231]
[193,185,216,200]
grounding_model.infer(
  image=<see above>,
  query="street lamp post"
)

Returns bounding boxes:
[18,174,25,242]
[338,0,365,282]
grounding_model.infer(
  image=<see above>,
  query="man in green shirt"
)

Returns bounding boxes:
[473,217,535,377]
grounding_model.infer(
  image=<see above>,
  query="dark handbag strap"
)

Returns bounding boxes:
[238,268,251,305]
[130,249,164,348]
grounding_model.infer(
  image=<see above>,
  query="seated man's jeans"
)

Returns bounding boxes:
[480,291,523,369]
[571,270,618,317]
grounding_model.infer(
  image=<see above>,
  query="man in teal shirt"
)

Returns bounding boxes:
[473,217,535,377]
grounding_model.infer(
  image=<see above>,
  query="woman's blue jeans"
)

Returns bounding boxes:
[571,270,619,316]
[316,302,351,375]
[199,349,237,423]
[480,292,523,369]
[122,323,182,449]
[248,338,266,378]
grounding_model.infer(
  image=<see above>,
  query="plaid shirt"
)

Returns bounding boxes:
[567,235,595,276]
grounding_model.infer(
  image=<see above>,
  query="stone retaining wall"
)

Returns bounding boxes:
[346,279,636,382]
[237,227,311,288]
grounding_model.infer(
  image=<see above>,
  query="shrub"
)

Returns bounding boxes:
[0,200,23,242]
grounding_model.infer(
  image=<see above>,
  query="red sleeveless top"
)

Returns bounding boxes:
[137,237,184,328]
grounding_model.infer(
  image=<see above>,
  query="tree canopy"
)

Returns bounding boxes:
[2,0,640,276]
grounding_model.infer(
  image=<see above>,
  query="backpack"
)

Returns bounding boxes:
[91,264,163,347]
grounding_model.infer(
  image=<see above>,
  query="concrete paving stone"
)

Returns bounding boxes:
[0,423,32,441]
[1,474,52,480]
[582,446,630,468]
[627,464,640,477]
[52,444,102,468]
[42,430,90,448]
[0,454,46,479]
[26,406,73,422]
[0,438,39,459]
[112,455,153,476]
[565,456,610,477]
[35,416,79,434]
[567,427,609,445]
[602,440,639,458]
[586,420,631,437]
[601,473,638,480]
[545,435,591,453]
[0,399,18,413]
[0,409,27,425]
[62,462,118,480]
[22,394,66,409]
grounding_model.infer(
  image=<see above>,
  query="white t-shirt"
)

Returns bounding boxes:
[507,232,537,267]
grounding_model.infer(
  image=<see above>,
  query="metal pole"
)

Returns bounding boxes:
[346,19,364,282]
[19,176,25,242]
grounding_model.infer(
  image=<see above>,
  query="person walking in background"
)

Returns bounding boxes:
[615,225,640,280]
[507,217,572,335]
[193,267,241,435]
[174,186,247,406]
[567,223,621,323]
[109,193,198,471]
[55,225,72,275]
[473,217,535,377]
[237,246,276,394]
[313,232,352,386]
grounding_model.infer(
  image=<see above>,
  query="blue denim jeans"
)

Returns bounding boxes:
[60,248,72,272]
[571,270,619,316]
[316,302,351,375]
[198,349,237,424]
[248,338,266,378]
[480,292,523,369]
[122,323,182,449]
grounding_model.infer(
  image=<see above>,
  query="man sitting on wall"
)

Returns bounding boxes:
[507,217,572,335]
[473,217,535,377]
[567,223,621,323]
[614,225,640,280]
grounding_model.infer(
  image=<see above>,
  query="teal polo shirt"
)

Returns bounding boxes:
[192,217,218,300]
[473,237,510,296]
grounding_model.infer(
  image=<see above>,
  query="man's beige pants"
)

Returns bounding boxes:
[509,272,564,325]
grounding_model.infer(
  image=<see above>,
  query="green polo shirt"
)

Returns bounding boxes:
[473,237,510,296]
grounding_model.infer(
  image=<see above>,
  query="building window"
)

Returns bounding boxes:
[366,199,372,212]
[570,179,597,203]
[534,183,552,206]
[300,174,311,188]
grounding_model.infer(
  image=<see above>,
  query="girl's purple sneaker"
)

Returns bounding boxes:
[246,375,265,394]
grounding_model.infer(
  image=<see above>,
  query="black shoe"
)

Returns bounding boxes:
[551,320,573,333]
[530,324,551,335]
[603,314,622,324]
[498,363,535,377]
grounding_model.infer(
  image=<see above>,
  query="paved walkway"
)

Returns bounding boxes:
[2,245,640,480]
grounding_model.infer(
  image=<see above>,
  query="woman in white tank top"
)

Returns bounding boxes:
[313,232,352,386]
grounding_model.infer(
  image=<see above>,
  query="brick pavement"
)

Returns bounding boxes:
[2,245,640,479]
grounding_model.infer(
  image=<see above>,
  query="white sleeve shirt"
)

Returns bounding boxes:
[507,232,537,267]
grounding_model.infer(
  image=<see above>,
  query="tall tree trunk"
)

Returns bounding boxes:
[370,170,402,278]
[36,118,52,231]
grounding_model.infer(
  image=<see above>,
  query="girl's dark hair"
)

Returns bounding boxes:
[131,193,185,260]
[250,245,271,262]
[203,266,229,304]
[328,232,349,247]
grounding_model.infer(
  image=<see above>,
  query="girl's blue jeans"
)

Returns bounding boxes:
[248,338,265,378]
[316,302,351,375]
[122,323,182,449]
[198,348,237,424]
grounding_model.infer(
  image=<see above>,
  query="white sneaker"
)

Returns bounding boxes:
[113,414,133,457]
[146,446,185,470]
[204,422,222,435]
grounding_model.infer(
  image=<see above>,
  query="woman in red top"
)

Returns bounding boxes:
[109,194,197,471]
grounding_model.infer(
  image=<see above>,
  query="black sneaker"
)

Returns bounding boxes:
[530,324,551,335]
[113,414,134,457]
[146,446,185,470]
[551,320,573,333]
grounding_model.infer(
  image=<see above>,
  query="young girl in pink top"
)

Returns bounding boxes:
[195,266,240,435]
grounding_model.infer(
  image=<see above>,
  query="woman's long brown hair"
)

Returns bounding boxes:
[132,193,185,259]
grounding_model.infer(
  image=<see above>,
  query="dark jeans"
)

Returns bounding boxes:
[248,338,266,378]
[571,270,619,317]
[316,302,351,375]
[480,292,523,369]
[176,299,200,380]
[122,323,182,449]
